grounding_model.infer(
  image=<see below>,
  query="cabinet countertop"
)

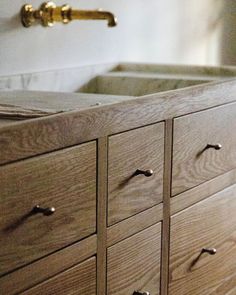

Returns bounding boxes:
[0,78,236,165]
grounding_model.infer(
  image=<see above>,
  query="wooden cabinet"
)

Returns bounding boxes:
[22,257,96,295]
[0,142,96,275]
[169,184,236,295]
[172,103,236,196]
[108,123,164,226]
[107,223,162,295]
[1,69,236,295]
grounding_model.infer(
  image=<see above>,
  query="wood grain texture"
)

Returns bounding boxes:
[169,184,236,295]
[107,203,163,247]
[97,137,108,295]
[172,102,236,196]
[0,103,55,119]
[107,223,162,295]
[22,257,96,295]
[108,123,164,225]
[0,79,236,165]
[0,142,96,275]
[161,119,173,295]
[0,235,97,294]
[171,167,236,215]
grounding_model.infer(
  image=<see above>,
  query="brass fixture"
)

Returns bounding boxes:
[135,169,154,177]
[33,205,55,216]
[21,2,117,28]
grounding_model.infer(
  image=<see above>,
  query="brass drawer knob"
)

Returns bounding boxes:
[135,169,154,177]
[206,143,222,150]
[202,247,217,255]
[33,205,55,216]
[133,292,150,295]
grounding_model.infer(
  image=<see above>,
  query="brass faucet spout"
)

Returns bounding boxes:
[70,10,117,27]
[21,2,118,28]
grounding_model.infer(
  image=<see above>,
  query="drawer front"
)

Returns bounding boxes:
[169,185,236,295]
[22,256,96,295]
[107,223,162,295]
[0,142,96,275]
[108,123,164,226]
[172,103,236,196]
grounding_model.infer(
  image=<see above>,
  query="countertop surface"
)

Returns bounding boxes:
[0,63,236,165]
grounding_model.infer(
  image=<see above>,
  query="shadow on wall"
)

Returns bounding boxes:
[220,1,236,65]
[0,14,20,34]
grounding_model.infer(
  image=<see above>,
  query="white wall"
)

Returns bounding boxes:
[0,0,235,76]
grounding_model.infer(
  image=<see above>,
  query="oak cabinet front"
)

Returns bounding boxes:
[22,257,96,295]
[0,142,96,275]
[172,103,236,196]
[108,123,164,226]
[107,223,162,295]
[169,184,236,295]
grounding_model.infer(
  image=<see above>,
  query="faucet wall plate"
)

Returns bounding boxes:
[20,2,117,28]
[21,4,35,27]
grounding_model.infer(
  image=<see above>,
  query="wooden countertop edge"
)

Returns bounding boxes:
[0,78,236,165]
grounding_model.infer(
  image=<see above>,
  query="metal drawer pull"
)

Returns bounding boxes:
[33,205,55,216]
[133,292,150,295]
[202,248,217,255]
[135,169,154,177]
[206,143,222,150]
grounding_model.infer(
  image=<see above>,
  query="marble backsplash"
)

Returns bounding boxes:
[0,63,118,93]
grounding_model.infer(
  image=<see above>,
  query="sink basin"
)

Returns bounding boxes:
[78,63,236,97]
[0,63,236,124]
[79,73,210,97]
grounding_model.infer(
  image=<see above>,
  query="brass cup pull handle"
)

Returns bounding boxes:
[33,205,55,216]
[206,143,222,150]
[133,292,150,295]
[135,169,154,177]
[202,248,217,255]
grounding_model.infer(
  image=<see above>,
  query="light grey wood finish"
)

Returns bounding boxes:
[97,137,108,295]
[0,90,132,114]
[1,79,236,165]
[0,103,54,119]
[169,184,236,295]
[0,142,96,276]
[0,235,97,295]
[1,64,236,295]
[107,223,162,295]
[171,167,236,215]
[107,203,163,247]
[108,123,164,226]
[161,119,173,295]
[22,257,96,295]
[172,103,236,196]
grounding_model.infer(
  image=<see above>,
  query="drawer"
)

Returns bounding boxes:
[22,256,96,294]
[108,123,164,226]
[172,103,236,196]
[0,141,96,276]
[169,184,236,295]
[107,223,162,295]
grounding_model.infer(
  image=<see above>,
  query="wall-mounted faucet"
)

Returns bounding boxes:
[21,1,117,28]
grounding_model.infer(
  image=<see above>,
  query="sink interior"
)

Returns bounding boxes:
[79,74,211,97]
[78,63,236,97]
[1,63,235,124]
[1,62,236,99]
